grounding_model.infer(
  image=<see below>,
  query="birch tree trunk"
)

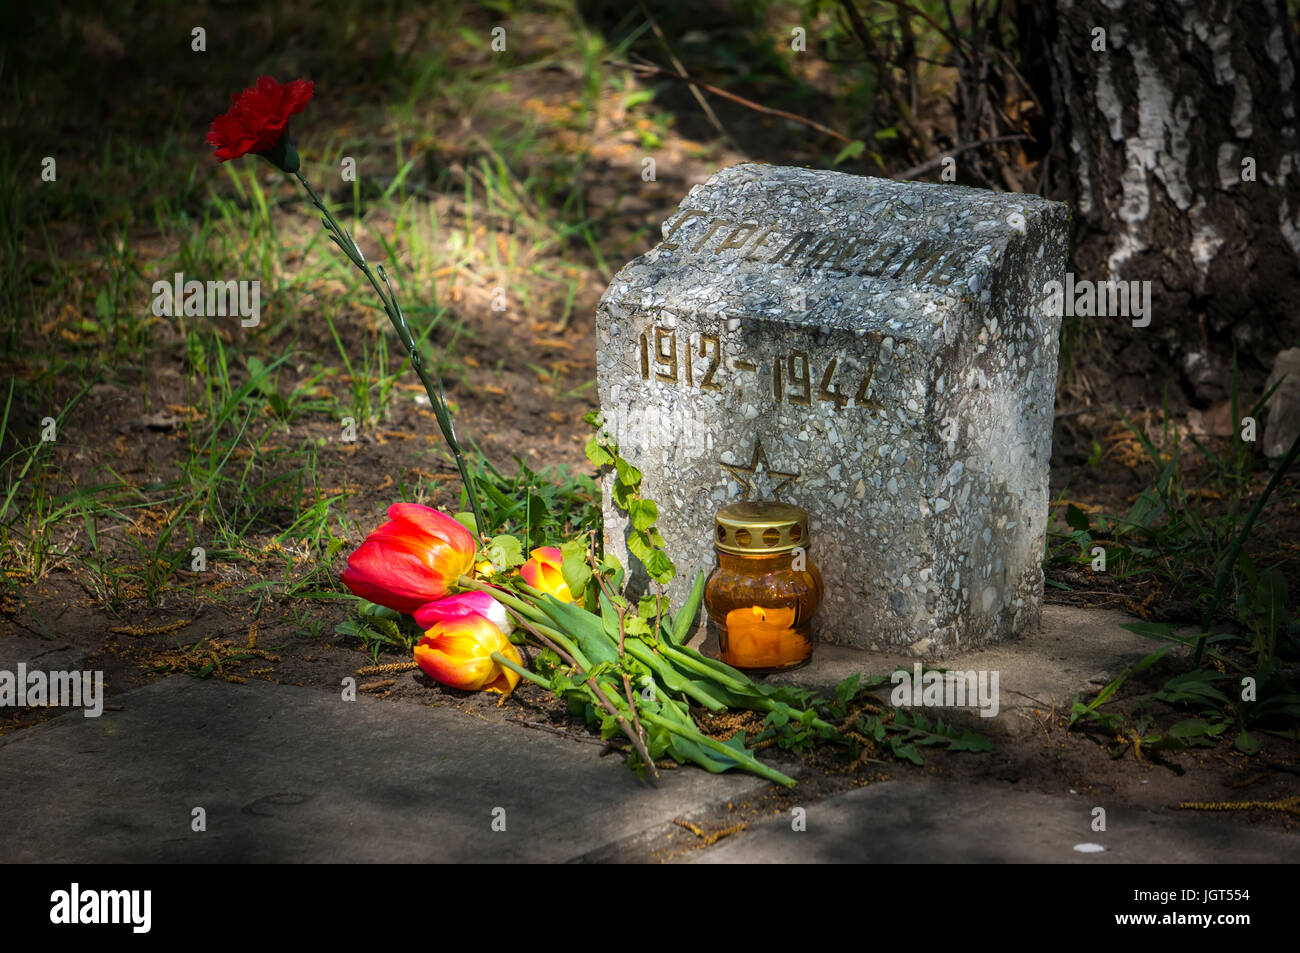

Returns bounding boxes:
[1028,0,1300,402]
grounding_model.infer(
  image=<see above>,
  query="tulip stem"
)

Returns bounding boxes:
[502,606,658,780]
[295,170,488,537]
[516,620,581,670]
[490,652,550,690]
[514,581,550,602]
[456,576,548,624]
[505,608,591,672]
[638,709,796,788]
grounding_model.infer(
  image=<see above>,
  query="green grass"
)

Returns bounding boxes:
[1046,377,1297,625]
[1049,372,1300,759]
[1,0,669,630]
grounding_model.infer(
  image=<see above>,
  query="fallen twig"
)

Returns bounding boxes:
[605,60,852,143]
[896,134,1030,180]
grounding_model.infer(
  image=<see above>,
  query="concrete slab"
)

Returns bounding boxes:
[763,603,1165,693]
[0,676,765,863]
[688,780,1300,863]
[2,605,1287,864]
[737,603,1175,737]
[0,635,91,674]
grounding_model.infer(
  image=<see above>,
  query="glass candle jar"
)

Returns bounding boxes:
[704,501,823,673]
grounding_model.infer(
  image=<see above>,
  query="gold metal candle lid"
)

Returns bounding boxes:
[714,501,809,555]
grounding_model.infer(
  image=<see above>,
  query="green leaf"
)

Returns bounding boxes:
[1155,670,1230,707]
[1089,646,1172,710]
[836,673,861,708]
[536,593,619,666]
[626,528,653,564]
[669,571,707,645]
[642,548,676,584]
[559,539,592,600]
[600,553,626,591]
[584,434,614,468]
[246,356,276,399]
[1120,621,1182,641]
[833,140,865,165]
[453,512,478,534]
[611,479,635,510]
[485,534,525,569]
[889,738,924,766]
[1066,504,1090,533]
[629,498,659,531]
[1234,730,1261,755]
[358,601,403,621]
[1169,717,1213,738]
[599,592,622,642]
[622,89,656,109]
[614,456,641,487]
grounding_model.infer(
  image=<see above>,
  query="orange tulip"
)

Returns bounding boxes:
[519,546,576,603]
[413,611,523,695]
[341,503,477,614]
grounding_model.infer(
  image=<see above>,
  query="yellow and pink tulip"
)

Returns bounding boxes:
[414,591,514,636]
[412,597,522,695]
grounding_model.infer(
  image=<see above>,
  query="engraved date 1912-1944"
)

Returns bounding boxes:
[634,316,887,415]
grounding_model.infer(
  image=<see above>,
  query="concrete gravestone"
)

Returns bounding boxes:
[596,163,1068,655]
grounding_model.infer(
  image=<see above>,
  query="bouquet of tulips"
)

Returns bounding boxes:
[207,76,835,785]
[340,503,835,785]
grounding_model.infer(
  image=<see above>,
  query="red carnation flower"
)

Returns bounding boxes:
[206,75,313,172]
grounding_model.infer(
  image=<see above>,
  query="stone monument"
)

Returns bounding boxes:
[596,163,1068,655]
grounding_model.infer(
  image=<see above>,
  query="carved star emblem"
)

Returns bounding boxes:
[721,439,800,501]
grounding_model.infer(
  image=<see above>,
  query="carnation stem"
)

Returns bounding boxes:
[294,170,488,537]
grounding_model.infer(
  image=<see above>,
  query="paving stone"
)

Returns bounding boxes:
[688,779,1299,863]
[0,677,764,862]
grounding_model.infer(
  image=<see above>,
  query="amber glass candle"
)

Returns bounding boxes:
[704,502,823,672]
